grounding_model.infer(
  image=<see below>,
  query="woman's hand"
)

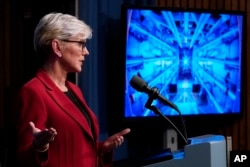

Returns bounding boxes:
[102,128,131,153]
[29,121,57,152]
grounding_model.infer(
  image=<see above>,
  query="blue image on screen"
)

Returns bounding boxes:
[124,8,244,118]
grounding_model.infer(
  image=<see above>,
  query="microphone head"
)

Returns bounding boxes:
[129,75,147,92]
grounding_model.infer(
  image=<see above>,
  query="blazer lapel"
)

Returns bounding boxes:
[49,90,95,140]
[67,82,99,140]
[36,69,96,140]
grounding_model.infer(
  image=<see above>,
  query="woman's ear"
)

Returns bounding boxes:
[51,39,63,57]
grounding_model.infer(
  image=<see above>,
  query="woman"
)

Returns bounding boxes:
[13,12,130,167]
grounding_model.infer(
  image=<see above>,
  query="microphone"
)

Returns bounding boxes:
[130,75,178,112]
[129,75,188,145]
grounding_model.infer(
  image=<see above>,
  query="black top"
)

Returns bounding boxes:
[64,90,92,129]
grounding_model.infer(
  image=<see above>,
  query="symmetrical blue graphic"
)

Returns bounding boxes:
[124,8,244,117]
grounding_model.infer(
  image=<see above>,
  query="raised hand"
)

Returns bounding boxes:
[102,128,131,153]
[29,121,57,152]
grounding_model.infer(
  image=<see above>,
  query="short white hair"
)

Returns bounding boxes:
[34,12,92,57]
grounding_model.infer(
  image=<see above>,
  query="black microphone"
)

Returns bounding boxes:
[130,75,178,111]
[130,75,189,145]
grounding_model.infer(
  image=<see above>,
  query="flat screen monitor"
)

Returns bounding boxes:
[122,4,245,120]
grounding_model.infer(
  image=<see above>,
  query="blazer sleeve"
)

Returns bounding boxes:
[14,86,49,167]
[98,142,114,167]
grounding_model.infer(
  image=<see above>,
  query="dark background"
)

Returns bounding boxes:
[1,0,250,166]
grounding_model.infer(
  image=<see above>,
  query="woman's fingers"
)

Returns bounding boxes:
[29,122,57,145]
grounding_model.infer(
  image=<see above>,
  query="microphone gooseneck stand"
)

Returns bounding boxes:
[144,87,188,145]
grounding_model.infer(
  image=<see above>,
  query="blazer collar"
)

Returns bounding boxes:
[35,68,99,141]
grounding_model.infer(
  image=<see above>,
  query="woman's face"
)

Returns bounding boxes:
[59,36,89,73]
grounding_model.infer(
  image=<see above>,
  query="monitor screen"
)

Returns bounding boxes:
[122,5,245,119]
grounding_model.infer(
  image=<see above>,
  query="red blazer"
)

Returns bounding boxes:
[14,69,112,167]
